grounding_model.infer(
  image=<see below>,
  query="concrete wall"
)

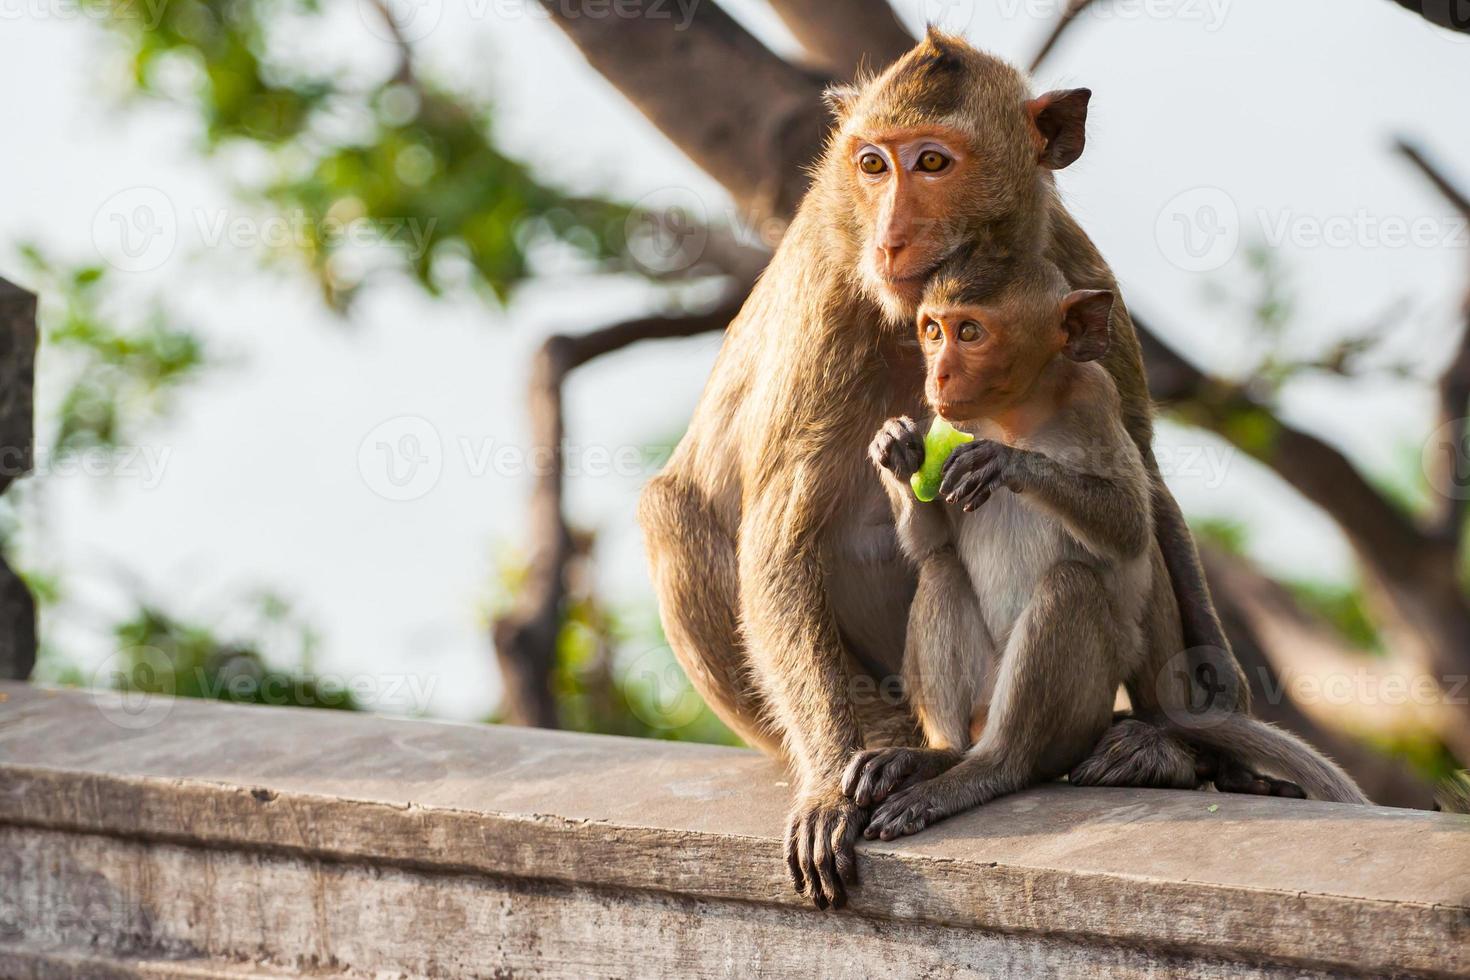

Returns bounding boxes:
[0,682,1466,978]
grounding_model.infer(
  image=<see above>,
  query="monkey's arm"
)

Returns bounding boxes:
[869,415,953,562]
[737,460,868,910]
[941,438,1150,563]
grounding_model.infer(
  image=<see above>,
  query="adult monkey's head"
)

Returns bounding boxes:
[824,28,1092,323]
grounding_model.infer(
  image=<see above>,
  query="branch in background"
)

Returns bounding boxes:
[1387,0,1470,34]
[1029,0,1102,73]
[765,0,912,77]
[492,290,749,727]
[1397,139,1470,544]
[538,0,828,226]
[1204,545,1450,807]
[0,277,37,682]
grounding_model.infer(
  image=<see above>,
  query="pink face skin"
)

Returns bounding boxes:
[845,126,973,321]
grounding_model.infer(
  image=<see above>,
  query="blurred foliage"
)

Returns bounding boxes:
[1191,516,1250,556]
[1284,580,1384,655]
[489,544,739,745]
[18,244,205,454]
[49,596,359,711]
[1204,243,1413,398]
[92,0,633,309]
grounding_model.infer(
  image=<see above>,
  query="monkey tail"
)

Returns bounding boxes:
[1167,714,1370,805]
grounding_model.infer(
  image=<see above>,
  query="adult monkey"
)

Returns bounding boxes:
[639,30,1301,910]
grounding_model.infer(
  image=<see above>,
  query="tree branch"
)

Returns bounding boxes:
[765,0,913,78]
[492,291,748,726]
[1202,545,1449,808]
[1387,0,1470,34]
[1029,0,1101,72]
[538,0,829,225]
[1397,139,1470,543]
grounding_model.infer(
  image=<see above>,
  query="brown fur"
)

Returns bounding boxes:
[638,30,1361,909]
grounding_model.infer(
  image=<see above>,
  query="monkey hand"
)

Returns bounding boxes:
[864,781,949,841]
[784,788,866,910]
[842,746,962,806]
[868,416,925,480]
[940,439,1034,511]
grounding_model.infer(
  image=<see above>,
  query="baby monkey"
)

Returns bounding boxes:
[850,251,1166,840]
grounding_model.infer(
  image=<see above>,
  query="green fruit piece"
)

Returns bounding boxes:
[910,417,974,502]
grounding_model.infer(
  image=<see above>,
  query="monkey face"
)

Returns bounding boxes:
[845,126,977,318]
[916,269,1113,424]
[917,301,1057,423]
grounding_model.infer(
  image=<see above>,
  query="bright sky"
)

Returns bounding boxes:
[1,0,1467,721]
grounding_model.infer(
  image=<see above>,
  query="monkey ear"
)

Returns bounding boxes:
[823,83,861,121]
[1026,88,1091,170]
[1060,289,1113,362]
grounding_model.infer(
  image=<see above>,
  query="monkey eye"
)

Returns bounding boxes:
[916,150,951,173]
[957,321,986,343]
[858,151,887,175]
[922,320,942,343]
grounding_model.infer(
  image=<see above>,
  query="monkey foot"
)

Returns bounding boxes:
[842,747,961,807]
[864,783,948,841]
[1198,754,1306,799]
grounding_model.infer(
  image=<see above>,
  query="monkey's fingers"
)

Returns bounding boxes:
[794,811,828,910]
[784,813,806,896]
[1213,759,1275,796]
[1269,778,1307,799]
[831,810,860,891]
[810,814,845,909]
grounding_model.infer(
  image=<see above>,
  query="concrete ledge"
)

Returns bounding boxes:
[1,682,1466,978]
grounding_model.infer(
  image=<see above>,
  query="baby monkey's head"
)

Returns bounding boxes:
[916,252,1114,423]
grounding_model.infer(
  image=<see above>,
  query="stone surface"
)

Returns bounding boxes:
[1,683,1467,978]
[0,277,36,682]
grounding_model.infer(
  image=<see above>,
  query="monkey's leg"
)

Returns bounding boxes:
[866,561,1118,841]
[842,554,989,805]
[638,473,780,754]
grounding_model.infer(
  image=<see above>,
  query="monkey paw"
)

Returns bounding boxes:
[939,439,1031,511]
[842,746,960,806]
[1200,754,1307,799]
[784,790,866,910]
[864,784,947,841]
[869,416,925,480]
